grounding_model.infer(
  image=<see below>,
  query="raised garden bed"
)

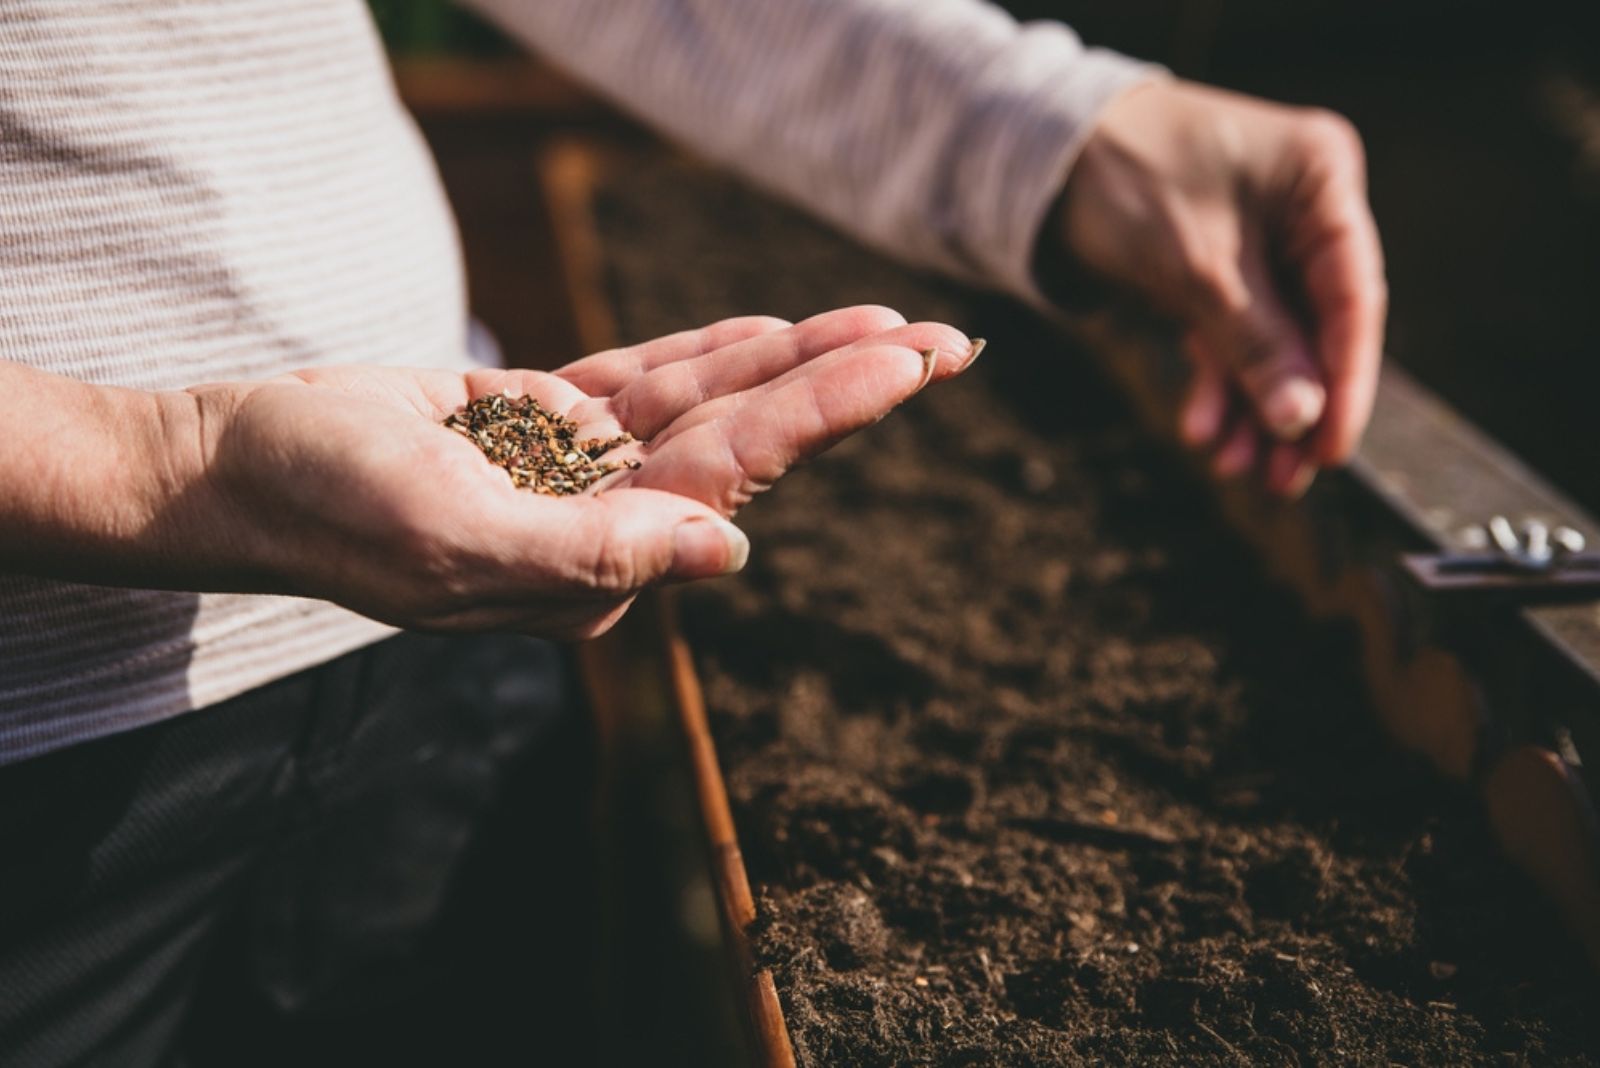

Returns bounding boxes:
[572,152,1600,1066]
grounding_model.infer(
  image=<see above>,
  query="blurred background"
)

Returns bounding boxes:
[373,0,1600,511]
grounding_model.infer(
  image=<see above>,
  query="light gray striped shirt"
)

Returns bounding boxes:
[0,0,1148,763]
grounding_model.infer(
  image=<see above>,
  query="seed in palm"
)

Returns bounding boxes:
[445,391,641,495]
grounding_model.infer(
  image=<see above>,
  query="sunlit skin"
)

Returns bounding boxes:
[0,306,977,640]
[1055,81,1387,497]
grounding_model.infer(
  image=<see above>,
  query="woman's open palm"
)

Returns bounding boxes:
[194,306,976,638]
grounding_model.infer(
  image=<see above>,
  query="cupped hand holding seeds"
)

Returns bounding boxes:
[180,306,978,638]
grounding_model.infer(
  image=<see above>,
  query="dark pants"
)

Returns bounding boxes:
[0,633,596,1068]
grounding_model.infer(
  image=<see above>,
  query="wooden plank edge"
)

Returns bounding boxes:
[663,593,799,1068]
[537,139,798,1068]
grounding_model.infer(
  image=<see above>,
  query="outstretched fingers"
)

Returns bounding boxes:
[555,315,791,397]
[627,325,979,514]
[603,305,911,440]
[645,320,975,448]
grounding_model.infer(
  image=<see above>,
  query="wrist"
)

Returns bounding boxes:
[1030,78,1172,315]
[83,381,264,589]
[155,381,287,591]
[1030,188,1118,315]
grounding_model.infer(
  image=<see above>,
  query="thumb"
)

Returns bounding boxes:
[1190,237,1326,442]
[530,488,750,594]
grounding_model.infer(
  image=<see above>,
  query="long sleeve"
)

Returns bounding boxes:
[458,0,1158,302]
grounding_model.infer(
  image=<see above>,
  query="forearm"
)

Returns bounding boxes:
[0,361,246,590]
[460,0,1155,300]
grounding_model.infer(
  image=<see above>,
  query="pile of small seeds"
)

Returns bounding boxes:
[444,391,640,495]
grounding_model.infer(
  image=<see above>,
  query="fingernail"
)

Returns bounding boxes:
[673,517,749,577]
[917,339,984,391]
[1264,379,1325,440]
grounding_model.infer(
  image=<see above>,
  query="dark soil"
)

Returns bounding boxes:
[595,158,1600,1067]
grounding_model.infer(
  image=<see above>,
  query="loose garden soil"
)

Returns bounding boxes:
[595,157,1600,1066]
